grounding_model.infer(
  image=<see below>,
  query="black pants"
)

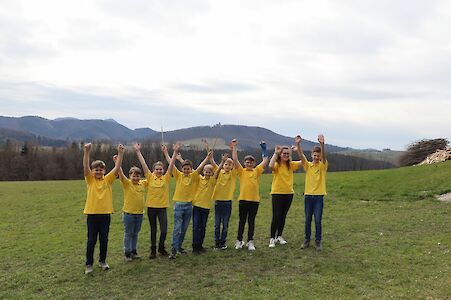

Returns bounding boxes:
[237,200,259,242]
[270,194,293,238]
[86,214,110,266]
[147,207,168,248]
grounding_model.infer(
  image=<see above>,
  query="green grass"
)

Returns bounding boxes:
[1,162,450,299]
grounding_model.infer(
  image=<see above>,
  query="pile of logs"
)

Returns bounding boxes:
[418,148,451,165]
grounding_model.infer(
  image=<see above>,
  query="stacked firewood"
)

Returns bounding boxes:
[418,148,451,165]
[399,138,449,166]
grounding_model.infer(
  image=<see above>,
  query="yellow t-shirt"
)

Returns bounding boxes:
[270,161,301,194]
[237,165,264,201]
[172,168,200,202]
[83,171,116,214]
[212,169,238,201]
[304,160,328,195]
[145,171,171,208]
[120,177,147,214]
[192,176,217,209]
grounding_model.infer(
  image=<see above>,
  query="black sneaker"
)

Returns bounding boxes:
[131,251,141,260]
[178,248,188,255]
[214,241,221,250]
[158,246,169,256]
[220,242,227,250]
[301,239,310,249]
[168,250,177,259]
[199,246,207,253]
[315,240,322,251]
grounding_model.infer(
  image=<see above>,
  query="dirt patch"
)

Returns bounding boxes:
[437,193,451,202]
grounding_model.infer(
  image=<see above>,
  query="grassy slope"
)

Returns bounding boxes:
[0,162,450,299]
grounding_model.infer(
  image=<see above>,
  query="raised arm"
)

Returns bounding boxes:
[215,153,228,179]
[258,140,269,169]
[161,144,171,164]
[113,154,127,180]
[231,139,242,169]
[269,145,281,171]
[134,143,150,175]
[111,144,125,175]
[318,134,327,162]
[176,152,184,164]
[196,149,213,172]
[209,150,218,169]
[83,143,92,177]
[295,135,308,165]
[167,142,180,176]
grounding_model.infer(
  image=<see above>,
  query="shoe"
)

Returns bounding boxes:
[99,262,110,271]
[149,246,157,259]
[235,240,245,250]
[158,246,169,256]
[178,248,188,255]
[247,240,256,251]
[315,240,322,251]
[168,250,177,259]
[214,241,221,250]
[124,255,133,262]
[199,246,207,253]
[220,242,227,250]
[269,238,276,248]
[301,239,310,249]
[85,265,93,274]
[131,251,141,260]
[276,236,287,245]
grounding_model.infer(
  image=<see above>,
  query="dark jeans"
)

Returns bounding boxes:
[214,200,232,243]
[147,207,168,248]
[86,214,110,266]
[237,200,259,242]
[304,195,324,241]
[192,206,210,248]
[270,194,293,239]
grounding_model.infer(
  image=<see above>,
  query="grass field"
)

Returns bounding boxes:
[1,162,450,299]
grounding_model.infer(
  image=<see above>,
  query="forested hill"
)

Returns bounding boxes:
[0,116,348,152]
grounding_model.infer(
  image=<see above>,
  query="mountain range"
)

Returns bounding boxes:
[0,115,349,151]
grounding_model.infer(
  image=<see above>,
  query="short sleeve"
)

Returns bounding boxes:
[323,160,328,171]
[105,170,117,184]
[172,168,181,179]
[236,164,243,176]
[164,171,171,183]
[256,164,264,175]
[291,161,302,171]
[272,162,279,173]
[85,172,94,184]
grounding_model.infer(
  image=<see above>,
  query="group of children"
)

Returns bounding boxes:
[82,135,328,274]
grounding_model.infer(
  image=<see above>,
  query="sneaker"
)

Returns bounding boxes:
[276,236,287,245]
[269,238,276,248]
[301,239,310,249]
[124,255,133,262]
[247,240,256,251]
[168,250,177,259]
[235,240,245,250]
[315,240,322,251]
[131,252,141,260]
[220,242,228,250]
[85,265,93,275]
[99,262,110,271]
[178,248,188,255]
[214,241,221,250]
[158,247,169,256]
[199,246,207,253]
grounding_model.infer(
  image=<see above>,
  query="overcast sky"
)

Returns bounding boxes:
[1,0,450,150]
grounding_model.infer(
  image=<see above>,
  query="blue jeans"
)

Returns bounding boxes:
[123,213,143,255]
[192,206,210,248]
[214,200,232,243]
[171,202,192,252]
[304,195,324,241]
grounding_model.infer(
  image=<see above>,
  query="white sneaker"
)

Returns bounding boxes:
[235,240,245,249]
[85,265,93,275]
[277,236,287,245]
[247,240,256,251]
[269,238,276,248]
[99,262,110,271]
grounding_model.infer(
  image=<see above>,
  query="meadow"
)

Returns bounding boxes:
[1,162,450,299]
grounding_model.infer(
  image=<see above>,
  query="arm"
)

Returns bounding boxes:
[83,143,92,177]
[318,134,327,162]
[176,152,184,164]
[231,139,242,169]
[111,144,125,175]
[209,150,218,169]
[196,149,212,172]
[269,145,281,171]
[295,135,308,166]
[113,155,127,180]
[161,144,171,164]
[258,140,269,169]
[215,153,228,179]
[167,142,180,176]
[134,143,150,175]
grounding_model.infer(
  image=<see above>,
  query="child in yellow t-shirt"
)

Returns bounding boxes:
[134,143,177,259]
[231,139,268,251]
[211,152,238,250]
[295,135,328,251]
[83,143,124,275]
[268,142,303,248]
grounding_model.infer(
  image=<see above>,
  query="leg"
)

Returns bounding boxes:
[313,196,324,242]
[304,195,314,241]
[123,213,133,256]
[179,203,192,250]
[85,215,99,266]
[214,201,222,243]
[171,203,183,253]
[132,215,143,254]
[220,201,232,244]
[98,215,111,263]
[158,208,168,250]
[277,194,293,237]
[147,208,158,247]
[200,208,209,247]
[192,206,201,249]
[247,202,259,242]
[237,200,247,241]
[271,195,284,238]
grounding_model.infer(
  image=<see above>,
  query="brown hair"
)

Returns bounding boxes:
[129,166,142,175]
[244,155,256,162]
[91,160,106,169]
[276,146,291,169]
[312,146,322,153]
[152,161,164,170]
[181,159,193,168]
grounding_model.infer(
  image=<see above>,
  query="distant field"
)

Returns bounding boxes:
[1,162,450,299]
[339,149,404,166]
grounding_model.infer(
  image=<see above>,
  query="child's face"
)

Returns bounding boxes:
[223,160,233,172]
[311,151,321,163]
[130,172,141,184]
[203,166,213,178]
[154,166,164,177]
[182,165,193,176]
[281,149,291,161]
[92,166,105,179]
[244,159,255,170]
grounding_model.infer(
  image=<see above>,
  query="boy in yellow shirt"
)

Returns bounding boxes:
[231,139,268,251]
[83,143,124,274]
[295,134,328,251]
[134,143,177,259]
[211,151,238,250]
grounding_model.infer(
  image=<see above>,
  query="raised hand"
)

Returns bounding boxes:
[291,145,298,152]
[118,144,125,153]
[84,143,92,152]
[275,145,282,155]
[318,134,325,144]
[161,144,168,154]
[173,142,182,152]
[113,154,118,162]
[207,149,213,159]
[203,140,210,151]
[133,143,141,152]
[231,139,237,147]
[295,135,302,145]
[221,153,229,162]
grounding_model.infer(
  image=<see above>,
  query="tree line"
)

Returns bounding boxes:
[0,140,395,181]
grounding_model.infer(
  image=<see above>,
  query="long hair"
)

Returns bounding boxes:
[276,146,291,169]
